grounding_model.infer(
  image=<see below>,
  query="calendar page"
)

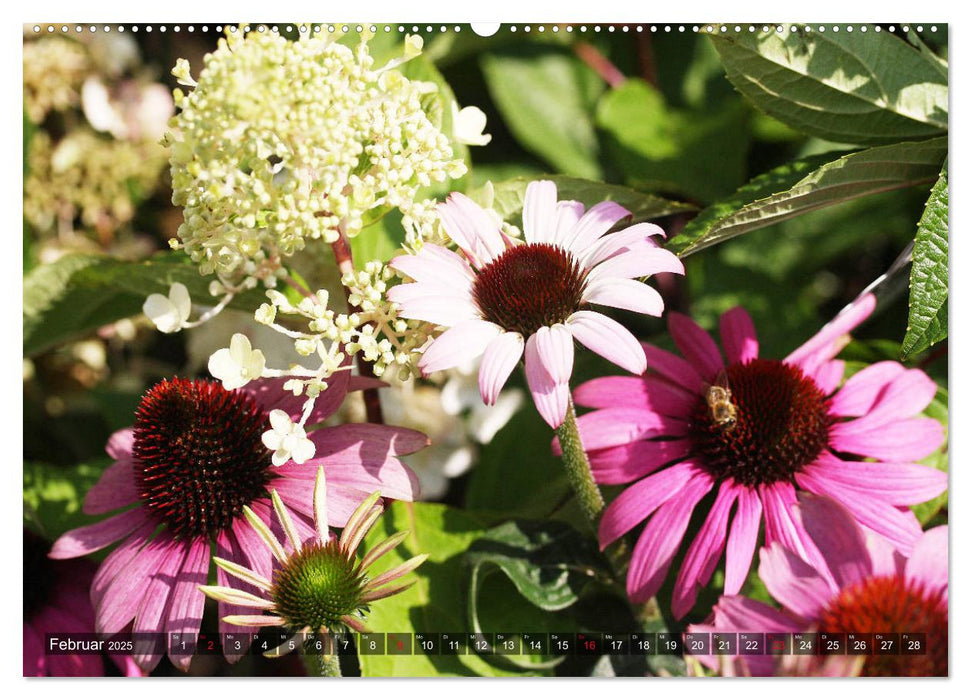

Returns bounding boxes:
[22,19,949,681]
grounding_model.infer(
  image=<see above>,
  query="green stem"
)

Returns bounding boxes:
[555,398,605,527]
[302,648,342,677]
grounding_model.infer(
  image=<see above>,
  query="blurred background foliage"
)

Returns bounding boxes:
[23,23,947,677]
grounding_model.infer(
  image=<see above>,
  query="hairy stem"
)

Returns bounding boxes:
[331,228,384,425]
[302,648,342,677]
[555,398,606,527]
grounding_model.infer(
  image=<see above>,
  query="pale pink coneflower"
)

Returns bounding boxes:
[49,371,424,672]
[570,295,946,616]
[688,494,947,677]
[388,180,684,429]
[200,466,425,653]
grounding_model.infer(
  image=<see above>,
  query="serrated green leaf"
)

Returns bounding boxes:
[23,460,110,540]
[481,45,605,179]
[710,25,948,145]
[669,137,946,257]
[469,175,694,233]
[595,78,749,203]
[358,502,540,677]
[23,252,266,356]
[902,162,948,359]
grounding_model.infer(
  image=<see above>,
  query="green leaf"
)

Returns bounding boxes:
[481,45,605,179]
[465,520,606,612]
[595,79,749,202]
[23,252,266,356]
[668,137,946,257]
[710,25,948,146]
[902,162,948,359]
[357,502,538,677]
[470,174,694,232]
[23,460,109,540]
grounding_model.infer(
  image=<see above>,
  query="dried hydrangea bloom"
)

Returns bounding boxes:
[166,28,466,287]
[575,296,946,617]
[49,372,423,672]
[689,495,947,677]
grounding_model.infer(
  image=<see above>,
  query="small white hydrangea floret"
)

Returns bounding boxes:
[451,104,492,146]
[143,282,191,333]
[262,409,315,466]
[208,333,266,390]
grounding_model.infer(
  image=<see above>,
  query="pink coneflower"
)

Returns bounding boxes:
[49,371,424,672]
[574,295,946,617]
[688,494,947,677]
[201,467,425,661]
[24,530,142,677]
[388,180,683,429]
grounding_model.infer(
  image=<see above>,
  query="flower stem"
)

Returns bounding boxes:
[302,649,342,677]
[331,227,384,425]
[555,398,605,527]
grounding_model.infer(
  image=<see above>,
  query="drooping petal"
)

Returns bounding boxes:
[578,222,665,268]
[105,428,135,460]
[563,406,689,453]
[641,342,706,395]
[307,423,430,458]
[534,323,575,384]
[91,521,156,612]
[626,471,713,603]
[96,532,179,636]
[905,526,948,603]
[829,417,944,462]
[588,438,693,485]
[796,492,872,589]
[582,278,665,316]
[719,307,759,365]
[828,361,907,417]
[418,320,504,374]
[478,331,525,405]
[50,507,152,559]
[563,201,632,253]
[585,247,684,283]
[387,283,480,327]
[723,486,764,595]
[712,595,804,634]
[672,479,737,619]
[165,537,210,672]
[841,368,939,427]
[566,310,647,374]
[760,481,827,578]
[521,180,558,245]
[597,460,699,547]
[801,452,948,506]
[550,200,585,246]
[523,333,569,429]
[390,243,475,290]
[810,360,845,396]
[667,312,724,381]
[786,293,876,367]
[83,457,139,514]
[437,192,506,266]
[757,543,835,621]
[573,375,695,416]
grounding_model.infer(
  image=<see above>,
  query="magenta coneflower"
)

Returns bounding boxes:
[49,371,424,672]
[201,467,425,659]
[24,530,142,677]
[572,294,946,617]
[688,494,947,677]
[388,180,683,429]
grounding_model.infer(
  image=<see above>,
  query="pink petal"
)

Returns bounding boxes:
[105,428,135,459]
[757,543,834,621]
[524,333,569,429]
[905,526,948,603]
[724,486,764,595]
[578,222,666,268]
[672,479,737,619]
[419,319,504,374]
[582,278,665,316]
[390,243,475,289]
[796,470,923,555]
[786,293,876,367]
[50,507,152,559]
[845,368,938,426]
[719,307,759,364]
[642,342,706,394]
[320,484,375,527]
[308,423,430,458]
[796,492,872,588]
[83,457,139,514]
[165,538,210,671]
[712,594,804,634]
[574,375,695,416]
[759,481,827,577]
[241,365,353,425]
[96,532,178,635]
[437,192,506,266]
[563,201,632,253]
[586,247,684,283]
[534,323,574,384]
[829,417,944,462]
[802,451,947,506]
[866,530,907,579]
[91,522,156,612]
[522,180,558,245]
[828,361,907,417]
[588,438,693,485]
[478,331,524,405]
[387,283,480,327]
[566,310,647,374]
[667,312,724,382]
[567,406,689,452]
[597,460,699,547]
[298,457,419,503]
[626,471,713,602]
[552,200,586,246]
[810,360,845,396]
[216,529,261,661]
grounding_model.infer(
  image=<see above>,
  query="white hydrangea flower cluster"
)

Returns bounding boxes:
[165,27,467,290]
